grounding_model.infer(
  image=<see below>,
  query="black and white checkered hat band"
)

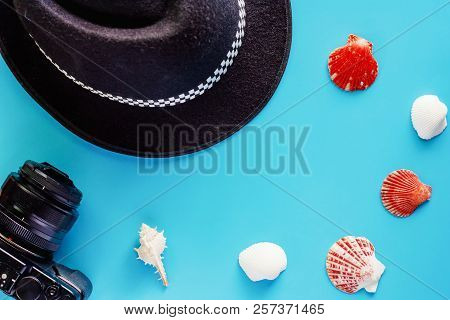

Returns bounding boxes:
[33,0,246,108]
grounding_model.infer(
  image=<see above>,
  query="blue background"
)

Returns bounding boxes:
[1,0,449,300]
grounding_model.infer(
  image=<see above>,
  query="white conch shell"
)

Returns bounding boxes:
[135,224,168,287]
[411,95,447,140]
[239,242,287,282]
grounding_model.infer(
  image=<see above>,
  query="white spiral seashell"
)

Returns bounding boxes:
[135,224,168,287]
[238,242,287,282]
[411,95,448,140]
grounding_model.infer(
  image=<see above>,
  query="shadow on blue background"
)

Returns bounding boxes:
[0,0,449,299]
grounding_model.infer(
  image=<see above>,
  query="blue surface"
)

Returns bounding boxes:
[1,0,449,300]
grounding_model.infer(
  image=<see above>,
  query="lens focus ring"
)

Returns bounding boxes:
[1,177,76,231]
[0,209,59,252]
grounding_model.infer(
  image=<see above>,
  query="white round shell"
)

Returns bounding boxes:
[411,95,447,140]
[238,242,287,282]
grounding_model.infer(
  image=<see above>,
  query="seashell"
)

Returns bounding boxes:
[326,236,385,294]
[381,169,432,217]
[328,34,378,91]
[411,95,448,140]
[239,242,287,282]
[135,224,168,287]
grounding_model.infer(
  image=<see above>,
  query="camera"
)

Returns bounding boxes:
[0,161,92,300]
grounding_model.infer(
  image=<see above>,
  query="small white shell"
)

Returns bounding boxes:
[411,95,447,140]
[238,242,287,282]
[135,224,168,287]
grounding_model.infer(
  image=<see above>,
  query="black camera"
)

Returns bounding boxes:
[0,161,92,300]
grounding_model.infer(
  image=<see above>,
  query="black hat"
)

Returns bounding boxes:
[0,0,292,157]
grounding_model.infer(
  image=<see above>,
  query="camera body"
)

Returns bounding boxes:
[0,236,91,300]
[0,161,92,300]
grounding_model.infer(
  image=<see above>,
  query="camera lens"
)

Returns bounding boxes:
[0,161,82,259]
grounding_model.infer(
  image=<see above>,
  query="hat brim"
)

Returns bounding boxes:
[0,0,292,158]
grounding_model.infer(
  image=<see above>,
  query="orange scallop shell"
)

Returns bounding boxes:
[381,169,432,217]
[328,34,378,91]
[326,236,385,294]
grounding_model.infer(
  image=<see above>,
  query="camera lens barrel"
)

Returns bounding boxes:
[0,161,82,258]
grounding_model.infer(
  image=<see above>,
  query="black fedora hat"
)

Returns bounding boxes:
[0,0,292,157]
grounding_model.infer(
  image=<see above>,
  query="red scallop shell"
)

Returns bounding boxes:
[381,169,432,217]
[328,34,378,91]
[326,236,385,294]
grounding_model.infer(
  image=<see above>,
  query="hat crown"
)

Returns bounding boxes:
[62,0,169,24]
[14,0,245,106]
